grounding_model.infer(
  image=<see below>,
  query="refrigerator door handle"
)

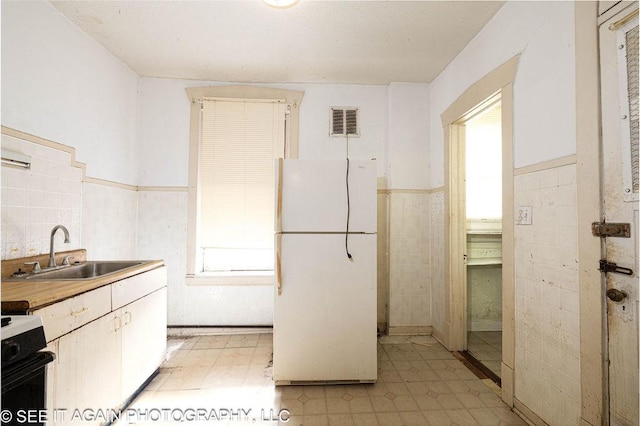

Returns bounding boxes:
[276,158,283,233]
[276,233,282,295]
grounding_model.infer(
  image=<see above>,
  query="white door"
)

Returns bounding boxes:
[273,233,377,384]
[599,4,639,425]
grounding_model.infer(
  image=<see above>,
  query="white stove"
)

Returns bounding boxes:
[1,315,47,367]
[1,315,44,340]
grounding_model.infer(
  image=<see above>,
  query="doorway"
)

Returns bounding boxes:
[463,100,503,382]
[441,56,517,404]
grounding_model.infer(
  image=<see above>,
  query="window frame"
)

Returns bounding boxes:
[185,85,304,286]
[616,20,639,201]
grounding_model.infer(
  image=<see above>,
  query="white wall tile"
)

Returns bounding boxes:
[430,191,445,335]
[388,192,431,327]
[514,164,580,425]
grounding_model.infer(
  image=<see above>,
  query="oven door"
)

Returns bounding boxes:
[1,351,55,426]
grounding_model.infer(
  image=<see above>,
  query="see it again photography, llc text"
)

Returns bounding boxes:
[0,407,291,423]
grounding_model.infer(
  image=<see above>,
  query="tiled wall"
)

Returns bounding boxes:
[82,182,138,260]
[514,164,580,424]
[429,191,445,336]
[136,190,188,313]
[388,191,431,328]
[1,135,139,263]
[377,191,389,330]
[1,135,82,260]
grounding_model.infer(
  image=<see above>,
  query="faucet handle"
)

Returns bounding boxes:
[62,255,74,266]
[24,261,41,273]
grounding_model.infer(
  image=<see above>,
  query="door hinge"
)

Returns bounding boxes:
[599,259,634,276]
[591,222,631,238]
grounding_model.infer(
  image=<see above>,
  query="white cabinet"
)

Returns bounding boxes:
[41,267,167,425]
[120,287,167,399]
[55,312,121,425]
[112,267,166,310]
[34,286,111,342]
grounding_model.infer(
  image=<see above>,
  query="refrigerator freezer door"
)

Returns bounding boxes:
[273,233,377,384]
[276,159,376,233]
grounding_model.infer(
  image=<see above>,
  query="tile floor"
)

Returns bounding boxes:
[120,332,527,426]
[467,331,502,378]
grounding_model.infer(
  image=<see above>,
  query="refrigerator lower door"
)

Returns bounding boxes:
[273,233,377,384]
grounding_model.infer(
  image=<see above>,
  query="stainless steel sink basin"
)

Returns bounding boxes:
[17,261,145,280]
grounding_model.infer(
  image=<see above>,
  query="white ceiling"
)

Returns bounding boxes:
[51,0,504,85]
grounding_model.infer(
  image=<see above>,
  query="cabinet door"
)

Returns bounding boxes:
[55,313,121,425]
[120,287,167,400]
[44,340,58,426]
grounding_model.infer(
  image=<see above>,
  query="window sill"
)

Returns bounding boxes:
[186,273,274,287]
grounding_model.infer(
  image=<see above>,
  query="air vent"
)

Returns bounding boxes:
[330,107,360,137]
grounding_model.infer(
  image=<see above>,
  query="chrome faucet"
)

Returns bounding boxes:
[49,225,70,268]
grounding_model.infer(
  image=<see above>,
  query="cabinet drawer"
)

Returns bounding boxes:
[112,266,166,310]
[33,285,111,342]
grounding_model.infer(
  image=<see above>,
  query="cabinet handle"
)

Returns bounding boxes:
[123,311,132,326]
[70,307,89,316]
[114,316,122,332]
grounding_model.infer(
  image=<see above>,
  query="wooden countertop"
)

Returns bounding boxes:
[1,259,165,312]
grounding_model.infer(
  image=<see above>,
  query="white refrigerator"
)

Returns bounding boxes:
[273,159,377,385]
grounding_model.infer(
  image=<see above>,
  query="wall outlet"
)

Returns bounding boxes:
[516,206,532,225]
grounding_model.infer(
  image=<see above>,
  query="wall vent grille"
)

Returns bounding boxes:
[330,107,360,137]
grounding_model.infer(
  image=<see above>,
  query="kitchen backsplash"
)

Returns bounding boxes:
[1,134,82,260]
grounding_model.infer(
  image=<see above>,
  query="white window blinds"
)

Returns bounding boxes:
[199,99,286,272]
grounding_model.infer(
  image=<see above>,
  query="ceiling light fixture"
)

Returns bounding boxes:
[262,0,299,9]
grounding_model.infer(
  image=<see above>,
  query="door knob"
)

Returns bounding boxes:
[606,288,628,302]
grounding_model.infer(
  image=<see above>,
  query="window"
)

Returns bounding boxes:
[200,99,285,273]
[185,86,304,284]
[617,21,639,201]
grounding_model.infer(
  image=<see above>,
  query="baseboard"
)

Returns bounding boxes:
[432,327,445,345]
[469,320,503,332]
[387,325,433,336]
[167,326,273,336]
[513,398,549,426]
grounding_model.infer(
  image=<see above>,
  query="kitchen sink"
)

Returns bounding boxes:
[16,261,145,280]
